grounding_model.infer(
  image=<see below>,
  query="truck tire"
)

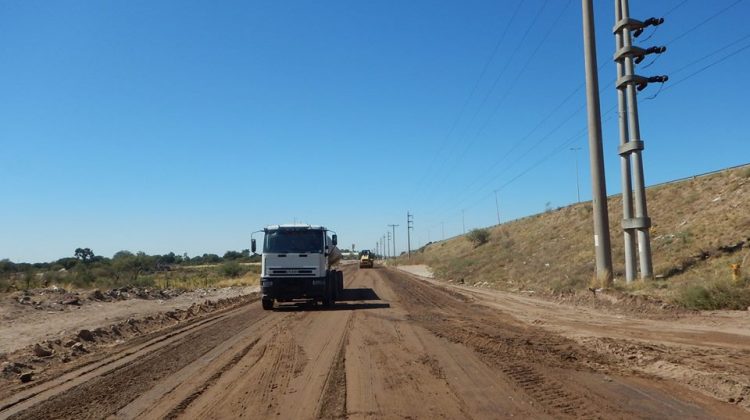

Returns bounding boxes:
[336,270,344,295]
[322,287,333,307]
[261,298,273,310]
[323,272,334,307]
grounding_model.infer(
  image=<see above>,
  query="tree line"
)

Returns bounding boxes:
[0,248,261,291]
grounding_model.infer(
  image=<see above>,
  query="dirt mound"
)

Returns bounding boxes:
[6,286,189,314]
[0,293,257,386]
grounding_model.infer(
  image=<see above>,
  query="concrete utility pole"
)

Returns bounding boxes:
[386,231,392,259]
[494,190,501,225]
[613,0,665,281]
[581,0,614,287]
[388,225,398,258]
[407,212,414,258]
[570,147,582,203]
[383,235,388,259]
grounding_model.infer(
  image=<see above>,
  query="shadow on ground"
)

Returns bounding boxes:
[273,288,390,311]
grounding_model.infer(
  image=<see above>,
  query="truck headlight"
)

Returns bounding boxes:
[262,280,273,287]
[312,280,325,286]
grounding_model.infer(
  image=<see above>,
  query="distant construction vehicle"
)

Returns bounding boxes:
[359,249,374,268]
[252,224,344,310]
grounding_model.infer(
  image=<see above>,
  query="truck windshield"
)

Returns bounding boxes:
[264,230,324,254]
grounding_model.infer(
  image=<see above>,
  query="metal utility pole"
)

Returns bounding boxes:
[407,212,414,258]
[570,147,582,203]
[441,222,445,240]
[613,0,665,281]
[388,224,399,258]
[494,190,501,225]
[462,210,466,234]
[581,0,613,287]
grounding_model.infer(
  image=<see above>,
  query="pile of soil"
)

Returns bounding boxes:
[0,293,257,386]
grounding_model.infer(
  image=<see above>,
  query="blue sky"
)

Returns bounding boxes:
[2,0,749,262]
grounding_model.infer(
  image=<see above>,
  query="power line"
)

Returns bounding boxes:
[669,32,750,77]
[409,0,524,202]
[450,0,571,169]
[430,30,748,222]
[664,0,745,45]
[637,0,689,43]
[416,0,552,204]
[423,1,738,220]
[418,1,705,218]
[663,40,750,91]
[418,1,745,230]
[663,0,690,17]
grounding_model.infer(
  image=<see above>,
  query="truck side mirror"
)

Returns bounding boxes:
[251,239,256,253]
[332,234,338,246]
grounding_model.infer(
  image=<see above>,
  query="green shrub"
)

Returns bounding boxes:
[676,280,750,310]
[219,261,243,278]
[467,228,490,247]
[0,276,12,292]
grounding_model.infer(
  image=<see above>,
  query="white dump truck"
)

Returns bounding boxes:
[251,224,344,310]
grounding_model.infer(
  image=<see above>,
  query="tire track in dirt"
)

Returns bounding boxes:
[379,268,632,418]
[344,268,483,419]
[316,313,352,419]
[0,299,257,417]
[244,321,306,418]
[176,306,352,419]
[384,267,750,418]
[6,303,268,420]
[163,337,261,419]
[499,364,596,418]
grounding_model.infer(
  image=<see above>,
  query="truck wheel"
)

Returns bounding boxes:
[261,298,273,310]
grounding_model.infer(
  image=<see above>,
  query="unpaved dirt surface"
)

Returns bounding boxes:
[0,265,746,419]
[0,286,258,355]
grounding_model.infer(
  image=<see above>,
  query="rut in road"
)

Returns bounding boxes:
[316,312,350,419]
[163,336,261,419]
[7,304,270,420]
[380,267,624,419]
[5,264,747,419]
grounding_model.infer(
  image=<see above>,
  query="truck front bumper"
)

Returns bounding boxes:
[261,277,327,300]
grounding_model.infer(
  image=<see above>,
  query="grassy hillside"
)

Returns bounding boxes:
[398,164,750,310]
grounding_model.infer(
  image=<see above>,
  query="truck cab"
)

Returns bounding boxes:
[252,224,344,310]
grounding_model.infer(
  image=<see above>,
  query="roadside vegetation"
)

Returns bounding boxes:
[397,164,750,310]
[0,249,260,293]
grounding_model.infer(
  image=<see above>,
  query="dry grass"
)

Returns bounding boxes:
[397,164,750,309]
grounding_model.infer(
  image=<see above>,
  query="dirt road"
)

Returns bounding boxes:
[1,265,746,419]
